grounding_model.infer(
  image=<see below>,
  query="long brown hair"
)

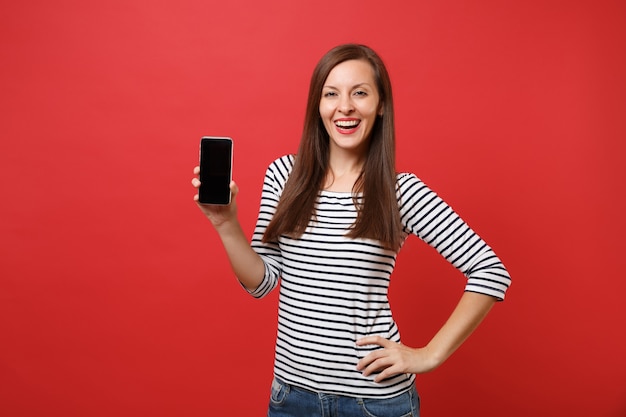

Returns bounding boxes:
[262,44,403,251]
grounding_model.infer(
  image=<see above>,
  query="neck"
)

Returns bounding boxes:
[324,150,366,192]
[328,146,366,174]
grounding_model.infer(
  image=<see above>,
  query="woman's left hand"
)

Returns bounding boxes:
[357,293,497,382]
[355,337,440,382]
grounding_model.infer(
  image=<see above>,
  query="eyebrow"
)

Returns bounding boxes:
[322,82,374,90]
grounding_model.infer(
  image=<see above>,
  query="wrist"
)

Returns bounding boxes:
[213,217,241,235]
[421,343,448,371]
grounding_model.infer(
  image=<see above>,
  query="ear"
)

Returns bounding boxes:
[378,103,384,116]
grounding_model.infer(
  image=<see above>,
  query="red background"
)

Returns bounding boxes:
[1,1,625,416]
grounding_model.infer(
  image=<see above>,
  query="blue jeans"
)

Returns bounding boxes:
[267,378,420,417]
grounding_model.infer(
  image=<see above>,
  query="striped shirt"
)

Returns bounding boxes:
[249,155,511,398]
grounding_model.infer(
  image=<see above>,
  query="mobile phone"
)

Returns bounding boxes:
[198,136,233,205]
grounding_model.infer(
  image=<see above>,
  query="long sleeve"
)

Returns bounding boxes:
[247,155,296,298]
[397,173,511,300]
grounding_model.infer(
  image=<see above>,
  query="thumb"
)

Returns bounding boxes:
[230,181,239,198]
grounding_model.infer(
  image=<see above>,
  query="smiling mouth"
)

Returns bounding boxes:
[335,120,360,129]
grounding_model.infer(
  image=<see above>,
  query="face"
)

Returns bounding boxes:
[319,59,382,157]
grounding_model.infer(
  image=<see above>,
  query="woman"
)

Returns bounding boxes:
[192,44,511,417]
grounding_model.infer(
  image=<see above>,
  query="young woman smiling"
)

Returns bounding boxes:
[192,44,511,417]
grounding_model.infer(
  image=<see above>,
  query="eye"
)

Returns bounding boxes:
[354,90,368,96]
[323,91,337,97]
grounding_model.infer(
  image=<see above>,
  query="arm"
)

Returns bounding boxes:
[192,167,265,290]
[356,291,496,381]
[356,174,510,381]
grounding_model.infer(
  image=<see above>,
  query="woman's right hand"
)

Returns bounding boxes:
[191,166,266,290]
[191,166,239,229]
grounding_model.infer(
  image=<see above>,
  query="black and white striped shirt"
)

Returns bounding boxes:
[249,155,511,398]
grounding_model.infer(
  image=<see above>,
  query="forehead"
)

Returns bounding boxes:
[323,59,376,86]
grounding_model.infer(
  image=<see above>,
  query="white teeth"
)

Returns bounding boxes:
[335,120,360,128]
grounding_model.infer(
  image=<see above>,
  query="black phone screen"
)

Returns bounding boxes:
[198,137,232,205]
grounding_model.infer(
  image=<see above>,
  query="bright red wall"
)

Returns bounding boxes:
[1,1,625,416]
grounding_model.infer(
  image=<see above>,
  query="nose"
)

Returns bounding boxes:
[338,95,354,114]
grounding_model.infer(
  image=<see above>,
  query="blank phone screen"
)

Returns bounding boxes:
[198,137,232,205]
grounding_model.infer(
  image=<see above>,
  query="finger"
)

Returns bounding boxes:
[191,178,201,188]
[356,336,393,348]
[356,351,381,371]
[360,353,402,382]
[193,166,200,174]
[361,356,393,378]
[373,364,400,383]
[357,347,392,372]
